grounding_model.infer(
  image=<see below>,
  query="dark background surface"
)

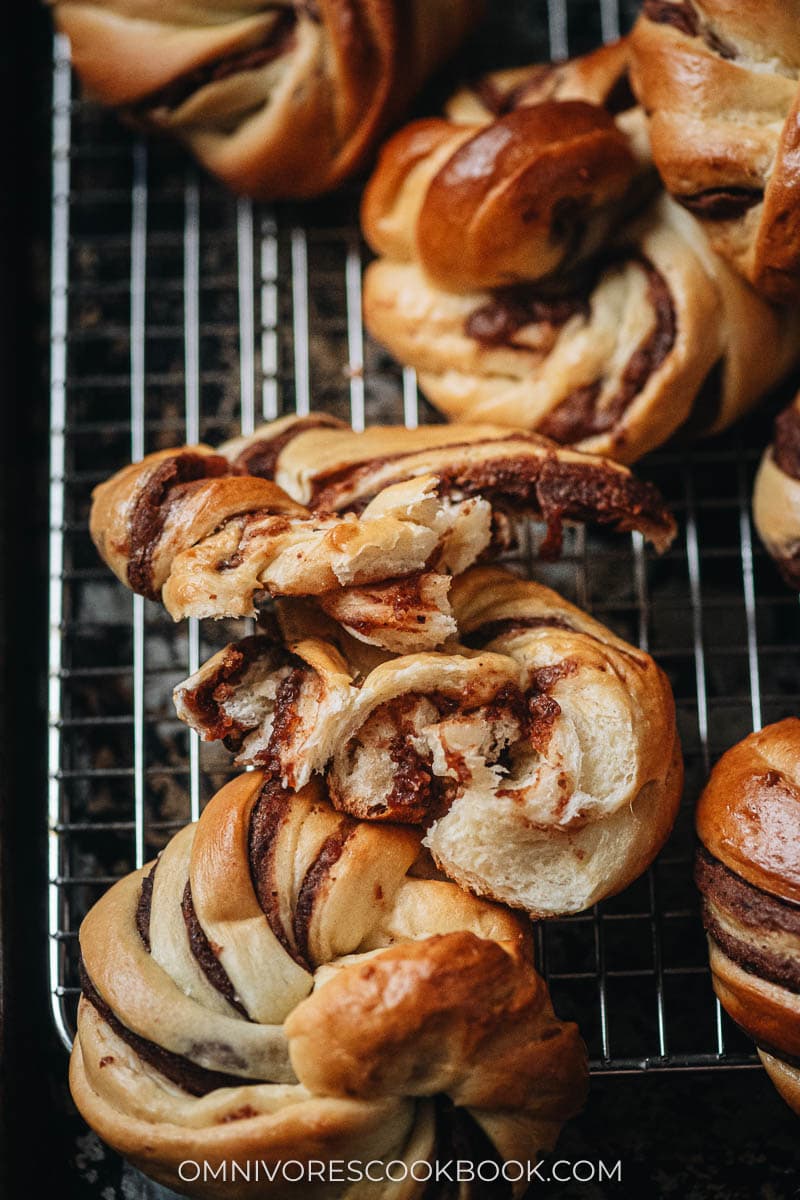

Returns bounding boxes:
[1,3,798,1197]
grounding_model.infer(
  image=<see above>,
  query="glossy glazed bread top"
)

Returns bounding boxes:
[696,719,800,905]
[51,0,484,198]
[695,719,800,1115]
[362,37,653,293]
[70,773,588,1197]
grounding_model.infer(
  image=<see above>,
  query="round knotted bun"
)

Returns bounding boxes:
[695,719,800,1117]
[361,37,652,294]
[71,773,587,1197]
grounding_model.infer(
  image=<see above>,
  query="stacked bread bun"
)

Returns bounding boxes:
[361,33,800,465]
[78,410,687,1188]
[71,773,589,1195]
[695,720,800,1115]
[175,563,682,918]
[50,0,484,199]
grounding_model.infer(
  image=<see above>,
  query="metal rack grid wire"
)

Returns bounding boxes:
[48,0,800,1075]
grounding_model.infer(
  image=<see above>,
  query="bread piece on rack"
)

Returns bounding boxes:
[363,196,800,464]
[50,0,484,200]
[88,444,497,649]
[753,392,800,590]
[362,37,654,294]
[70,773,588,1196]
[89,422,676,649]
[630,0,800,302]
[695,719,800,1115]
[219,413,677,551]
[175,566,682,917]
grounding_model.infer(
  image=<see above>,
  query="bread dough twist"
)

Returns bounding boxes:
[50,0,483,199]
[175,565,683,917]
[631,0,800,302]
[89,418,676,651]
[752,391,800,590]
[70,773,588,1197]
[362,32,800,463]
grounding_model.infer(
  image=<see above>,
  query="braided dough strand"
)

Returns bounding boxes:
[71,774,587,1197]
[51,0,484,199]
[630,0,800,302]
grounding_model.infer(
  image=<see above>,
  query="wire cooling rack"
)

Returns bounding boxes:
[48,0,799,1075]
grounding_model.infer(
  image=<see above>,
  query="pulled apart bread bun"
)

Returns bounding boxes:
[175,566,683,918]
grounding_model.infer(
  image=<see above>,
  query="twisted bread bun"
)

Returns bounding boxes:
[695,719,800,1116]
[219,412,677,551]
[630,0,800,302]
[361,37,653,293]
[753,392,800,590]
[90,420,675,650]
[70,773,588,1196]
[50,0,483,200]
[174,565,682,917]
[88,442,495,650]
[363,195,800,463]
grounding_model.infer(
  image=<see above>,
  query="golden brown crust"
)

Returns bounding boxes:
[286,933,587,1114]
[362,101,645,292]
[696,719,800,905]
[362,195,800,464]
[70,774,586,1198]
[759,1050,800,1117]
[52,0,484,200]
[630,0,800,302]
[361,37,653,294]
[707,940,800,1062]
